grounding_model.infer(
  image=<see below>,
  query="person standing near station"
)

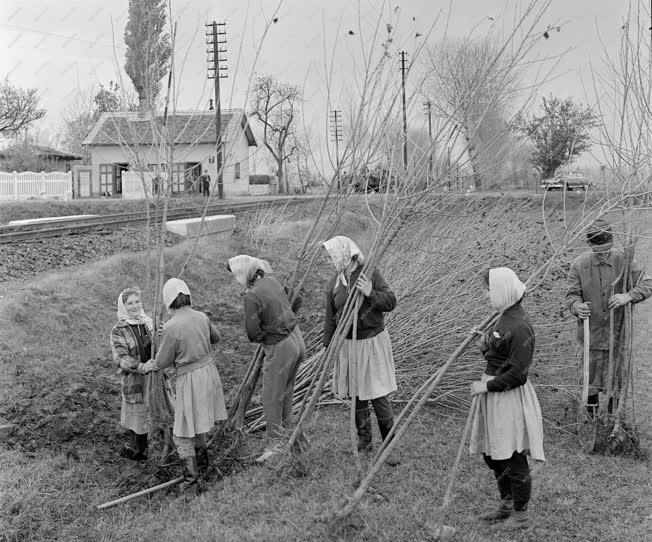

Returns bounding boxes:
[200,170,211,197]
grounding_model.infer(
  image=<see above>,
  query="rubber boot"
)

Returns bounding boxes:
[479,498,513,521]
[134,433,148,461]
[355,403,373,453]
[179,456,200,497]
[377,415,401,466]
[195,446,209,474]
[499,509,530,531]
[479,472,513,520]
[587,394,599,418]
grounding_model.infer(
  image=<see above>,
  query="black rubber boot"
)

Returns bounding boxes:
[134,433,148,461]
[120,431,147,461]
[587,394,599,418]
[373,397,401,466]
[195,447,209,474]
[478,498,513,521]
[355,400,373,453]
[180,456,200,498]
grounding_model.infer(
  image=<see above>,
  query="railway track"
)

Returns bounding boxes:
[0,196,318,245]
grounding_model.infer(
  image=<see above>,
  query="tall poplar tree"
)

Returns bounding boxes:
[124,0,171,110]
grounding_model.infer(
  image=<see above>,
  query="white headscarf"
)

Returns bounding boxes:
[117,288,153,330]
[323,235,365,288]
[162,277,192,309]
[489,267,526,310]
[228,255,273,288]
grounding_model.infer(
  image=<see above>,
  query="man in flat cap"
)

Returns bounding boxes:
[566,218,652,415]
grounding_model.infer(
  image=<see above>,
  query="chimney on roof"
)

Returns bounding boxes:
[209,99,214,111]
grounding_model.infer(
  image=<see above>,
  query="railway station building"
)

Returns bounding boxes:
[81,108,257,199]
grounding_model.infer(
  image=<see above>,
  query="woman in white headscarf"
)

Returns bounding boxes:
[322,236,400,465]
[110,288,155,461]
[146,277,228,496]
[227,255,305,463]
[469,267,545,532]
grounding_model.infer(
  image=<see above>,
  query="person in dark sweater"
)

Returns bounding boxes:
[468,267,545,532]
[322,236,400,465]
[227,255,305,463]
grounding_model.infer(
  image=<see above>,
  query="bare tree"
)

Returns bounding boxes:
[249,74,302,193]
[0,79,46,137]
[124,0,172,110]
[426,37,519,189]
[62,82,136,160]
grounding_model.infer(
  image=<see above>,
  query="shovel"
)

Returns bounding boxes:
[577,317,597,452]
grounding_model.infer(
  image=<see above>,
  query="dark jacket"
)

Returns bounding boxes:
[110,321,152,403]
[244,275,301,345]
[483,301,535,392]
[323,266,396,347]
[566,249,652,349]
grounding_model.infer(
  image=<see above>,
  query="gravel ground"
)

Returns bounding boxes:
[0,226,184,281]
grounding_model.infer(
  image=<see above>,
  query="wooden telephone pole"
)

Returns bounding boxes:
[399,51,408,170]
[329,109,343,189]
[424,100,433,186]
[206,20,228,199]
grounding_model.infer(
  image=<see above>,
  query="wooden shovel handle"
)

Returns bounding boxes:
[582,318,590,405]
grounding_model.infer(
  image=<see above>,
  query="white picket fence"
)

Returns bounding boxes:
[0,171,72,201]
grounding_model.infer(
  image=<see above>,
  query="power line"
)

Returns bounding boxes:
[0,23,127,50]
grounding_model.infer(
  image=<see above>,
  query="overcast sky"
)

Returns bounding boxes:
[0,0,644,169]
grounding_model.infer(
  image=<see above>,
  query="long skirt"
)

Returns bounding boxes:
[120,372,150,435]
[173,362,227,438]
[469,374,545,461]
[120,400,150,435]
[332,329,397,401]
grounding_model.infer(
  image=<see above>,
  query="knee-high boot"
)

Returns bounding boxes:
[134,433,148,461]
[180,456,200,497]
[372,396,401,466]
[355,398,373,453]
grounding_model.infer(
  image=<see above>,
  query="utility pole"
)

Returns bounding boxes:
[423,100,433,186]
[329,109,343,189]
[206,20,228,199]
[399,51,408,171]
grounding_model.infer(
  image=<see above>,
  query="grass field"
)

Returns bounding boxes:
[1,195,651,541]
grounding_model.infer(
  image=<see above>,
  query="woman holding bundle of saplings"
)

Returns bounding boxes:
[145,278,228,497]
[469,267,545,532]
[322,235,400,466]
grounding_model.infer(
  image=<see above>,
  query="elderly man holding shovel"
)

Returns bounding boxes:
[566,218,652,417]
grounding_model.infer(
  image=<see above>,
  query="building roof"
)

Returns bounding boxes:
[82,109,257,148]
[0,145,83,161]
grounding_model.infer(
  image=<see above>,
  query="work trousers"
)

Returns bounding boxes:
[261,326,306,440]
[173,433,207,459]
[483,451,532,511]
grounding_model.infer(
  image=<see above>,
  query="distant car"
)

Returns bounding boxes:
[541,171,591,191]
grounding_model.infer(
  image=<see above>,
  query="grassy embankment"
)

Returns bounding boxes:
[1,194,651,541]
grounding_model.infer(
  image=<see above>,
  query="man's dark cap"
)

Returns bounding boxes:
[587,218,613,245]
